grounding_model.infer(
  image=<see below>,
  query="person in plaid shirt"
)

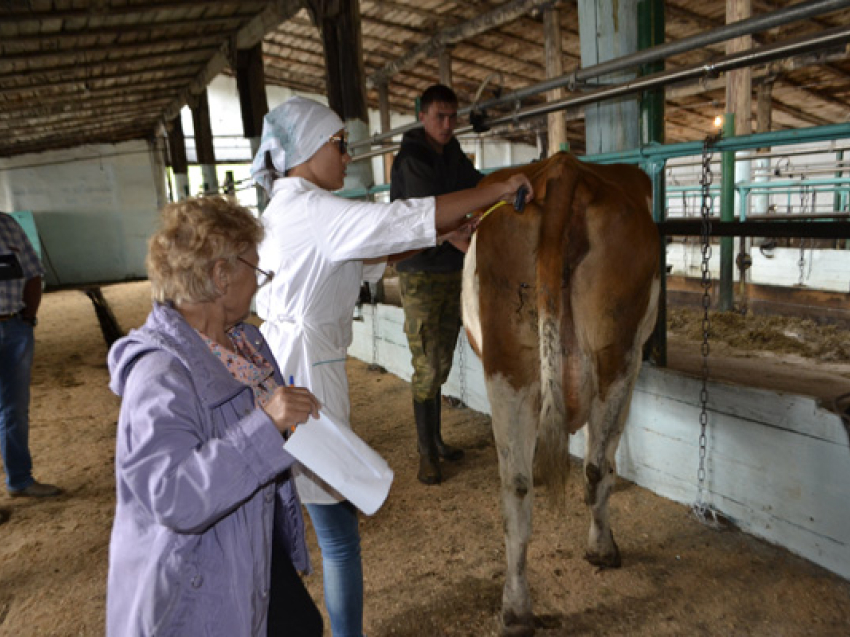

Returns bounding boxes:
[0,212,60,498]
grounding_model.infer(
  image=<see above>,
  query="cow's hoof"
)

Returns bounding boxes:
[502,610,535,637]
[584,545,622,569]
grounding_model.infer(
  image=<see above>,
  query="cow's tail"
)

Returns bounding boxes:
[534,165,580,502]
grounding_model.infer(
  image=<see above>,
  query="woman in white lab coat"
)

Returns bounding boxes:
[250,96,532,637]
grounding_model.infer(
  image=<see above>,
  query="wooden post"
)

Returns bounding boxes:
[726,0,752,311]
[756,80,772,138]
[726,0,752,137]
[378,82,393,185]
[638,0,665,146]
[438,47,453,87]
[544,5,567,156]
[190,89,219,195]
[638,0,667,364]
[236,43,270,209]
[307,0,374,191]
[167,116,190,201]
[577,0,640,154]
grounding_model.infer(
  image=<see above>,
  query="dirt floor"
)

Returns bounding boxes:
[1,280,850,636]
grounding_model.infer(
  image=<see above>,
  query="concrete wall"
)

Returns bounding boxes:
[349,303,850,583]
[0,140,164,287]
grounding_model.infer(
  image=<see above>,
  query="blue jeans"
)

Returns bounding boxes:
[0,316,35,491]
[305,501,363,637]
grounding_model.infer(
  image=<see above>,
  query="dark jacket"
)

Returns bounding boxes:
[390,127,482,273]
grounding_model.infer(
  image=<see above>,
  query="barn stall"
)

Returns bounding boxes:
[2,0,850,634]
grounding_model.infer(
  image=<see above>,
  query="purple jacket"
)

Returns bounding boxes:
[106,303,309,637]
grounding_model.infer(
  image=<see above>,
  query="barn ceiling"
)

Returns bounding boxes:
[1,0,849,159]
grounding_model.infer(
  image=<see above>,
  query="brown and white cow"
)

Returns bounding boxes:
[462,152,660,636]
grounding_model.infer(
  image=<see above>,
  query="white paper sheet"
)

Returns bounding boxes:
[284,411,393,515]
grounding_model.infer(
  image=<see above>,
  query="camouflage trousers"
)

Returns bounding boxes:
[398,270,463,403]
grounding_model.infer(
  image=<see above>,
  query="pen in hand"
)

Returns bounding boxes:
[263,377,321,437]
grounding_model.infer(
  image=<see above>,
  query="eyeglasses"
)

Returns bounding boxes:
[237,256,274,288]
[329,134,348,155]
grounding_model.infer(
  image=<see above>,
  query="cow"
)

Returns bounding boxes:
[461,151,661,636]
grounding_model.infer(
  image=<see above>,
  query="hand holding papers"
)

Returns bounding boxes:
[284,411,394,515]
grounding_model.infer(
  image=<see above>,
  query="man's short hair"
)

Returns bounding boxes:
[420,84,458,112]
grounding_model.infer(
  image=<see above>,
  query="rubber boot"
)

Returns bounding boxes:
[434,390,464,462]
[414,399,441,485]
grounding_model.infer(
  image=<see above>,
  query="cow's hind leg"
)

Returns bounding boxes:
[582,368,640,568]
[488,375,539,637]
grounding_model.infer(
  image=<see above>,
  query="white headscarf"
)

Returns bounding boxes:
[250,96,345,195]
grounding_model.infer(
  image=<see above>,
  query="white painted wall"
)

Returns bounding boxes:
[0,140,164,286]
[667,243,850,293]
[350,303,850,583]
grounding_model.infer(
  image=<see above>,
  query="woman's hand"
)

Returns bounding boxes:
[263,386,321,435]
[434,174,533,234]
[498,173,534,206]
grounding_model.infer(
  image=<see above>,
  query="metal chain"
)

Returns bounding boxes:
[798,184,809,285]
[693,135,723,529]
[458,330,468,408]
[368,289,384,372]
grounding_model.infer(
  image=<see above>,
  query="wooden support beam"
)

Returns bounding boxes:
[236,43,269,208]
[378,83,393,184]
[190,89,219,194]
[306,0,374,189]
[0,1,264,22]
[726,0,753,136]
[578,0,640,154]
[544,5,567,156]
[1,16,253,46]
[0,46,216,81]
[438,48,453,87]
[367,0,554,88]
[159,0,304,126]
[167,116,190,201]
[757,80,773,135]
[236,44,269,140]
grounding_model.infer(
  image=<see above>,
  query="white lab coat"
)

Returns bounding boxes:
[257,177,436,504]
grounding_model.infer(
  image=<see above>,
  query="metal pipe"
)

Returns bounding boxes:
[350,0,850,151]
[478,26,850,130]
[350,25,850,162]
[658,220,850,238]
[472,0,850,114]
[719,115,735,311]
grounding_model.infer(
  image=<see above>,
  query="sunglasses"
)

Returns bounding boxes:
[329,134,348,155]
[237,256,274,288]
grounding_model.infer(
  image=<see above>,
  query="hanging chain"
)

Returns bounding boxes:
[798,184,809,286]
[368,288,384,372]
[458,330,468,408]
[693,134,723,529]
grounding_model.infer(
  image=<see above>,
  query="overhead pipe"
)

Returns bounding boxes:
[349,24,850,162]
[350,0,850,152]
[482,25,850,128]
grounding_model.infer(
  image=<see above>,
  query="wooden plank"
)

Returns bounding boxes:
[544,5,567,155]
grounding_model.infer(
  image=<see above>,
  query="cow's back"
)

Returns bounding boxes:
[464,152,659,482]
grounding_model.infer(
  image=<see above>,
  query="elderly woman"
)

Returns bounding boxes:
[106,196,323,637]
[250,96,533,637]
